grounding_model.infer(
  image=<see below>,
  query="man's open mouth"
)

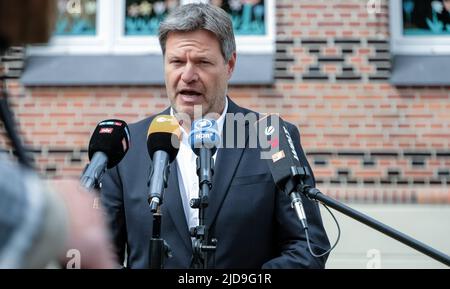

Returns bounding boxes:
[179,89,202,96]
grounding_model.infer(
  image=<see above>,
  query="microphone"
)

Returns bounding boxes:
[189,118,221,198]
[81,119,130,190]
[256,114,310,229]
[188,118,221,268]
[147,115,181,213]
[189,118,221,156]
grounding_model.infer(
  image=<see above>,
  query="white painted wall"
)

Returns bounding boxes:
[319,204,450,269]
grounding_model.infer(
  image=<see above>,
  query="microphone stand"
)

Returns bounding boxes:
[147,156,172,269]
[190,147,217,269]
[149,207,172,269]
[289,166,450,267]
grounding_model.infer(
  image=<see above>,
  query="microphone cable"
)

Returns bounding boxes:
[304,202,341,258]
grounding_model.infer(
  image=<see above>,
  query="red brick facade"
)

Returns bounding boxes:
[1,0,449,203]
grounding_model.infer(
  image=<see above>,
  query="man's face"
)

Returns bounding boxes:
[445,0,450,12]
[164,29,236,121]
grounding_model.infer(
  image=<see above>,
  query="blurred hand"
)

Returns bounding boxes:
[50,179,117,269]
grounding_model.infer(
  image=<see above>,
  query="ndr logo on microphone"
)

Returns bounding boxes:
[194,132,215,141]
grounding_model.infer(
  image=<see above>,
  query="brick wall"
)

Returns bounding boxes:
[1,0,449,203]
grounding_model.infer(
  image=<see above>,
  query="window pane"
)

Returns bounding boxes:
[212,0,266,35]
[54,0,97,36]
[403,0,450,35]
[124,0,266,36]
[125,0,180,35]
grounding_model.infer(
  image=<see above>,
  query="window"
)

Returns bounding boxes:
[123,0,266,35]
[390,0,450,85]
[23,0,275,85]
[29,0,274,55]
[403,0,450,35]
[55,0,97,36]
[391,0,450,54]
[124,0,179,36]
[222,0,266,35]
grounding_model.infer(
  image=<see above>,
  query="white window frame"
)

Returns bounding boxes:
[28,0,114,55]
[390,0,450,55]
[28,0,275,55]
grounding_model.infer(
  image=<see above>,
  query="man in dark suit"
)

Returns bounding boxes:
[100,3,330,269]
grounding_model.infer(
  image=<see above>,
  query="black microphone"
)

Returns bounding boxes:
[146,115,181,213]
[256,114,310,229]
[81,119,130,190]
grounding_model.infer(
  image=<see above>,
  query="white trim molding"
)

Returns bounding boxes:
[28,0,275,56]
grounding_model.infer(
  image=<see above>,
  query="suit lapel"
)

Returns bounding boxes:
[162,161,193,253]
[206,98,249,227]
[206,146,245,227]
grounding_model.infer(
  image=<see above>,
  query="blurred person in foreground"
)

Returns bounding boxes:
[0,0,116,269]
[0,158,116,268]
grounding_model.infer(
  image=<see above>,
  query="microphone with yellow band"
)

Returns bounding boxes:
[147,115,182,212]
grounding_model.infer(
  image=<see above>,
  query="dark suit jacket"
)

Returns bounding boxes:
[101,98,330,269]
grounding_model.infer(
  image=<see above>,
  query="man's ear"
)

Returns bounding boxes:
[226,52,237,79]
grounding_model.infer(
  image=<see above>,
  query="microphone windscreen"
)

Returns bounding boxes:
[189,118,221,156]
[88,119,130,169]
[256,114,301,193]
[147,115,181,163]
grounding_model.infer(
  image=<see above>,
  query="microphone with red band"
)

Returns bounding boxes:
[256,114,310,229]
[81,119,130,190]
[147,115,181,213]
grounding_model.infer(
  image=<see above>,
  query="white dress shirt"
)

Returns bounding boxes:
[170,98,228,231]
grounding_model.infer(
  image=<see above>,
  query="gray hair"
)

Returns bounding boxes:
[158,3,236,62]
